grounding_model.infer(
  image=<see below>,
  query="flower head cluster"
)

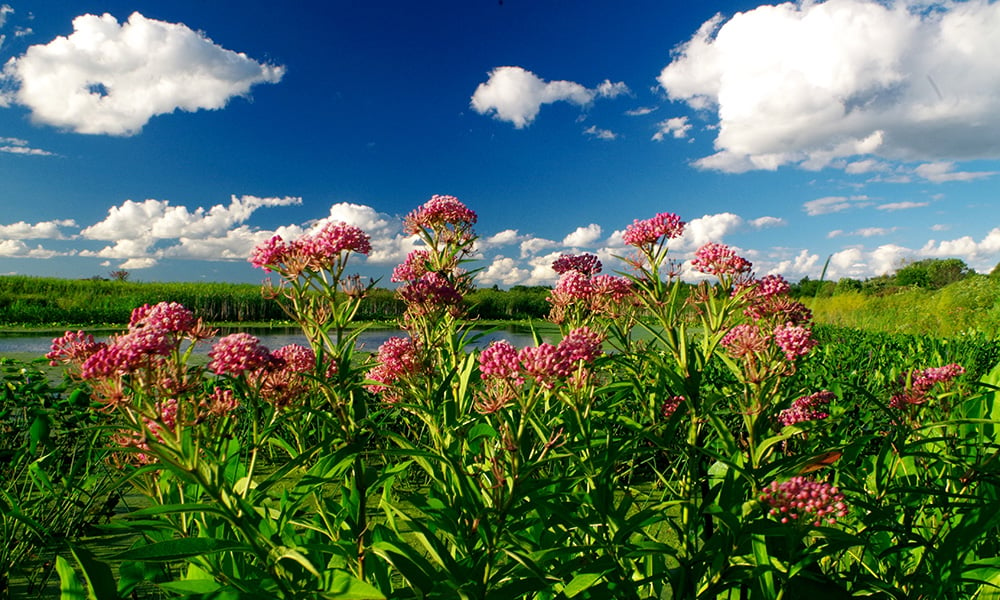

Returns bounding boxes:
[391,250,432,282]
[662,395,684,419]
[773,324,817,361]
[130,302,196,333]
[622,212,685,248]
[479,340,523,383]
[720,324,770,358]
[890,363,966,409]
[778,391,835,427]
[403,194,478,236]
[365,336,424,402]
[249,221,371,275]
[397,272,466,319]
[691,242,753,277]
[46,331,106,367]
[477,327,605,393]
[208,333,273,376]
[760,477,848,526]
[552,253,602,277]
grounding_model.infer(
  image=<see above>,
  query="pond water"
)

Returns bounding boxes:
[0,326,557,357]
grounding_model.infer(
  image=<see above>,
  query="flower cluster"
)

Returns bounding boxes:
[690,242,753,278]
[720,324,770,358]
[403,194,478,237]
[552,253,602,277]
[773,324,817,361]
[208,333,274,376]
[478,327,605,396]
[397,272,466,319]
[778,391,835,427]
[760,477,848,526]
[622,212,685,248]
[661,395,684,419]
[365,337,425,402]
[249,221,371,276]
[547,255,634,327]
[391,250,432,283]
[890,363,966,409]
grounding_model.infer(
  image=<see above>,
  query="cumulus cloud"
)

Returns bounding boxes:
[482,229,522,248]
[1,12,284,135]
[477,255,532,286]
[470,66,627,128]
[749,216,785,229]
[659,0,1000,172]
[0,239,61,259]
[651,116,692,141]
[0,5,11,29]
[0,218,76,239]
[626,106,657,116]
[803,195,872,216]
[519,236,559,258]
[561,224,602,247]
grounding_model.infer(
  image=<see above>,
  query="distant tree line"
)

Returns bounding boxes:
[790,258,986,298]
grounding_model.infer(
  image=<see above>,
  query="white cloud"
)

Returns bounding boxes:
[561,224,602,247]
[0,5,12,29]
[803,195,872,216]
[831,226,897,238]
[626,106,657,116]
[931,223,951,232]
[0,136,54,156]
[476,255,532,286]
[920,228,1000,270]
[470,66,625,128]
[119,257,158,270]
[483,229,522,248]
[596,79,630,98]
[519,236,559,258]
[659,0,1000,172]
[680,213,744,249]
[0,218,76,239]
[876,201,927,211]
[652,116,692,141]
[914,161,997,183]
[749,216,785,229]
[583,125,617,140]
[2,12,284,135]
[319,202,393,234]
[0,239,60,258]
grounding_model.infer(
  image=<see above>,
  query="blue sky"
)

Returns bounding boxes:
[1,0,998,286]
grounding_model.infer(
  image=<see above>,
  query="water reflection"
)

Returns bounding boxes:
[0,326,557,357]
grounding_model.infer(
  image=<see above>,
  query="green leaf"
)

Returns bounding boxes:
[564,572,606,597]
[56,555,87,600]
[69,545,118,600]
[157,580,224,594]
[113,537,247,562]
[320,570,386,599]
[29,411,52,454]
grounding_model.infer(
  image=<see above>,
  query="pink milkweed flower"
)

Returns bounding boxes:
[271,344,315,373]
[720,324,770,358]
[691,242,752,277]
[249,235,290,272]
[129,302,196,333]
[890,362,966,409]
[778,391,835,427]
[556,326,604,366]
[760,477,848,526]
[208,333,273,376]
[479,340,523,384]
[552,253,602,277]
[553,270,594,301]
[391,249,432,282]
[46,331,106,367]
[622,212,685,248]
[397,271,465,316]
[662,395,684,419]
[773,324,817,361]
[365,336,423,401]
[403,195,478,235]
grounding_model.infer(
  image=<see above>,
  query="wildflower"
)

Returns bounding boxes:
[591,275,633,301]
[721,324,770,358]
[201,387,239,417]
[403,194,478,235]
[365,336,423,400]
[129,302,195,333]
[552,253,602,277]
[391,250,432,282]
[890,363,965,409]
[773,324,817,361]
[553,270,594,300]
[556,326,604,365]
[760,477,848,526]
[46,331,106,367]
[397,271,465,317]
[778,391,835,427]
[249,235,289,272]
[208,333,273,376]
[690,242,752,277]
[272,344,315,373]
[479,340,523,384]
[662,395,684,419]
[518,344,567,387]
[622,212,685,247]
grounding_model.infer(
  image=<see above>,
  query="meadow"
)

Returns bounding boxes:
[3,197,1000,599]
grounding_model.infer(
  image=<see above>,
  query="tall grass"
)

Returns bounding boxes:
[805,274,1000,337]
